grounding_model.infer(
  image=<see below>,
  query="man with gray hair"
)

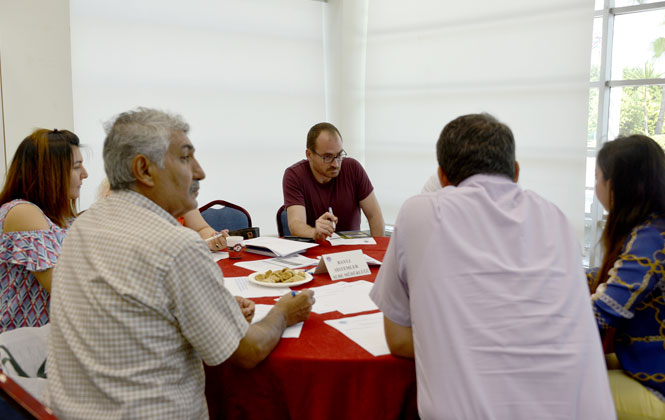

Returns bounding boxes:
[46,107,315,419]
[370,113,615,419]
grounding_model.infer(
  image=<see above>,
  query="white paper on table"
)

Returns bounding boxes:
[307,282,351,314]
[336,281,378,315]
[364,254,382,266]
[221,277,285,298]
[306,280,378,315]
[234,255,319,273]
[252,304,303,338]
[213,252,229,262]
[327,233,377,246]
[324,312,390,357]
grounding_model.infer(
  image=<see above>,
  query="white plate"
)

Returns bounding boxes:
[248,271,313,288]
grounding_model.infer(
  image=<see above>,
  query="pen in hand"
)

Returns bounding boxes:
[328,206,336,230]
[206,232,226,243]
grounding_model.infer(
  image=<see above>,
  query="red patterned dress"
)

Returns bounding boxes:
[0,200,67,332]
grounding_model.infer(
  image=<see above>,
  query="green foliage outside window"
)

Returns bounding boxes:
[618,64,663,136]
[618,22,665,141]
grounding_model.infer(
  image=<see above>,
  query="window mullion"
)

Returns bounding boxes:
[589,0,615,267]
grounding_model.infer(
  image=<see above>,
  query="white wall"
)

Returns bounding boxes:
[0,0,74,180]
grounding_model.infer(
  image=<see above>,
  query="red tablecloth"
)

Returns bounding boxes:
[205,237,418,420]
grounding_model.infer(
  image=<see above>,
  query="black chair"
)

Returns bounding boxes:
[276,205,291,237]
[199,200,252,232]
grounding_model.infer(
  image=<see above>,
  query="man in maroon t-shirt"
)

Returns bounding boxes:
[282,122,384,241]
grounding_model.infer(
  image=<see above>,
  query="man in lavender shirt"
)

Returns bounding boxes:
[370,113,615,420]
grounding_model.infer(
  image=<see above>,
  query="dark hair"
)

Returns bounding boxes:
[436,113,515,186]
[306,122,342,151]
[0,129,80,228]
[593,134,665,292]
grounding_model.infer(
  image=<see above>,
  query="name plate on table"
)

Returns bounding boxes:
[314,249,371,281]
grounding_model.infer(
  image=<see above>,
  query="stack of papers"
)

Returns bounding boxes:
[244,237,318,257]
[327,233,377,246]
[325,312,390,356]
[308,280,378,314]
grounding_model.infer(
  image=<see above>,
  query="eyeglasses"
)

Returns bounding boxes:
[312,149,347,164]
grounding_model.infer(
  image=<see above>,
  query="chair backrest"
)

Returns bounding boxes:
[199,200,252,232]
[276,205,291,237]
[0,373,58,420]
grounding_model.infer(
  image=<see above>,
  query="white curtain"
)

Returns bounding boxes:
[71,0,326,234]
[364,0,594,241]
[71,0,594,238]
[321,0,369,161]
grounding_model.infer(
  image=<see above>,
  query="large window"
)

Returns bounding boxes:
[586,0,665,266]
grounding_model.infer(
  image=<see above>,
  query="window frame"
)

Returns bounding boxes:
[587,0,665,267]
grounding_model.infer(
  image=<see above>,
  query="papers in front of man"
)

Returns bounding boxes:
[307,280,378,315]
[253,304,303,338]
[233,255,319,273]
[327,232,377,246]
[324,312,390,357]
[244,236,319,257]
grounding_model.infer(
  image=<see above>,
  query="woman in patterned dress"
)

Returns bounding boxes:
[588,134,665,419]
[0,129,87,332]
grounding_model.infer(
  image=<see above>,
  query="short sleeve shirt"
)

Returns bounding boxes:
[370,175,615,420]
[282,158,373,231]
[0,199,67,332]
[46,190,249,420]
